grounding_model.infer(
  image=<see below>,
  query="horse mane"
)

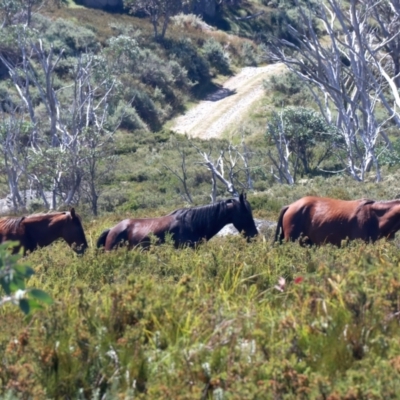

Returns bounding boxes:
[172,199,232,229]
[23,211,75,223]
[25,211,67,218]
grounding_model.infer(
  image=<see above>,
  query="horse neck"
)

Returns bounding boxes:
[24,214,64,247]
[191,203,232,240]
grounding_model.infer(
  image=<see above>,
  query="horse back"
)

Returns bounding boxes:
[282,197,371,245]
[108,216,177,249]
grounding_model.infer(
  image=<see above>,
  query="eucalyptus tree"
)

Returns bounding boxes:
[266,107,341,183]
[124,0,186,41]
[268,0,400,182]
[0,0,43,28]
[0,28,120,214]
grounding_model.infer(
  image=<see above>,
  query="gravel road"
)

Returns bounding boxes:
[172,63,285,139]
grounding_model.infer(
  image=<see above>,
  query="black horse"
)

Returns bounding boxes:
[97,193,258,250]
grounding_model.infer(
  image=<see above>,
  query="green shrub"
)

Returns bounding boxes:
[4,229,400,398]
[0,242,52,315]
[170,13,206,30]
[240,41,258,66]
[169,37,211,84]
[266,107,341,177]
[264,71,313,107]
[129,89,161,130]
[43,19,99,55]
[108,102,148,131]
[202,38,231,75]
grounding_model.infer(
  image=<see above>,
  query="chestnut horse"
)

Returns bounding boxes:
[97,193,258,250]
[0,208,88,254]
[275,196,400,246]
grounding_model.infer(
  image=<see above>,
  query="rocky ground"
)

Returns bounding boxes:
[216,218,276,239]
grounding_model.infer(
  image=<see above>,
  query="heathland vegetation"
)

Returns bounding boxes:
[2,0,400,398]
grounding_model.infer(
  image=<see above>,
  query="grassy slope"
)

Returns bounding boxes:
[2,218,400,398]
[3,174,400,397]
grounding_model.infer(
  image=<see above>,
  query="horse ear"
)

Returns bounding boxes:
[226,199,233,207]
[239,192,246,204]
[70,208,76,218]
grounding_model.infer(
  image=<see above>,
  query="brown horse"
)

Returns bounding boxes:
[0,208,88,254]
[275,196,400,246]
[97,193,258,250]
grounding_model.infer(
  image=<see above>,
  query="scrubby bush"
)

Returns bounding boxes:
[43,19,99,55]
[108,102,148,131]
[169,37,211,84]
[264,71,312,107]
[171,12,207,31]
[3,222,400,398]
[98,35,194,128]
[202,38,231,75]
[240,41,258,66]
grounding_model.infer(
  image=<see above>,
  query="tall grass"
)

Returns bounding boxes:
[2,217,400,398]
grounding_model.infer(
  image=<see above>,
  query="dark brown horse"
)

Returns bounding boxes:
[275,196,400,246]
[97,193,258,250]
[0,208,88,254]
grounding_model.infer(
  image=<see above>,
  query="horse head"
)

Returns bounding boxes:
[62,208,88,254]
[229,193,258,240]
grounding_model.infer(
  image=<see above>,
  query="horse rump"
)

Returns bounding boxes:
[274,206,289,244]
[96,229,110,248]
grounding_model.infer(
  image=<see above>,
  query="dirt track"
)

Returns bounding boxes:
[171,63,285,139]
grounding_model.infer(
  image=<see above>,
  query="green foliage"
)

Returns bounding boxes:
[0,242,52,314]
[3,222,400,397]
[0,0,43,27]
[123,0,184,40]
[202,38,231,75]
[378,138,400,168]
[266,107,341,177]
[261,0,319,44]
[97,34,195,128]
[43,18,99,55]
[169,37,210,84]
[264,71,312,106]
[107,101,147,131]
[240,41,258,66]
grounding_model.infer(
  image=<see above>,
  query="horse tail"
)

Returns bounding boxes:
[274,206,289,244]
[97,229,110,248]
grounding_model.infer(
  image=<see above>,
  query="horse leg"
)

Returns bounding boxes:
[299,235,313,247]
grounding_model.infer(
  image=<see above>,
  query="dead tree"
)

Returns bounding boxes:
[266,112,295,185]
[372,0,400,88]
[192,143,239,203]
[0,109,25,210]
[191,139,257,202]
[224,134,254,190]
[162,139,193,204]
[0,34,117,213]
[268,0,400,182]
